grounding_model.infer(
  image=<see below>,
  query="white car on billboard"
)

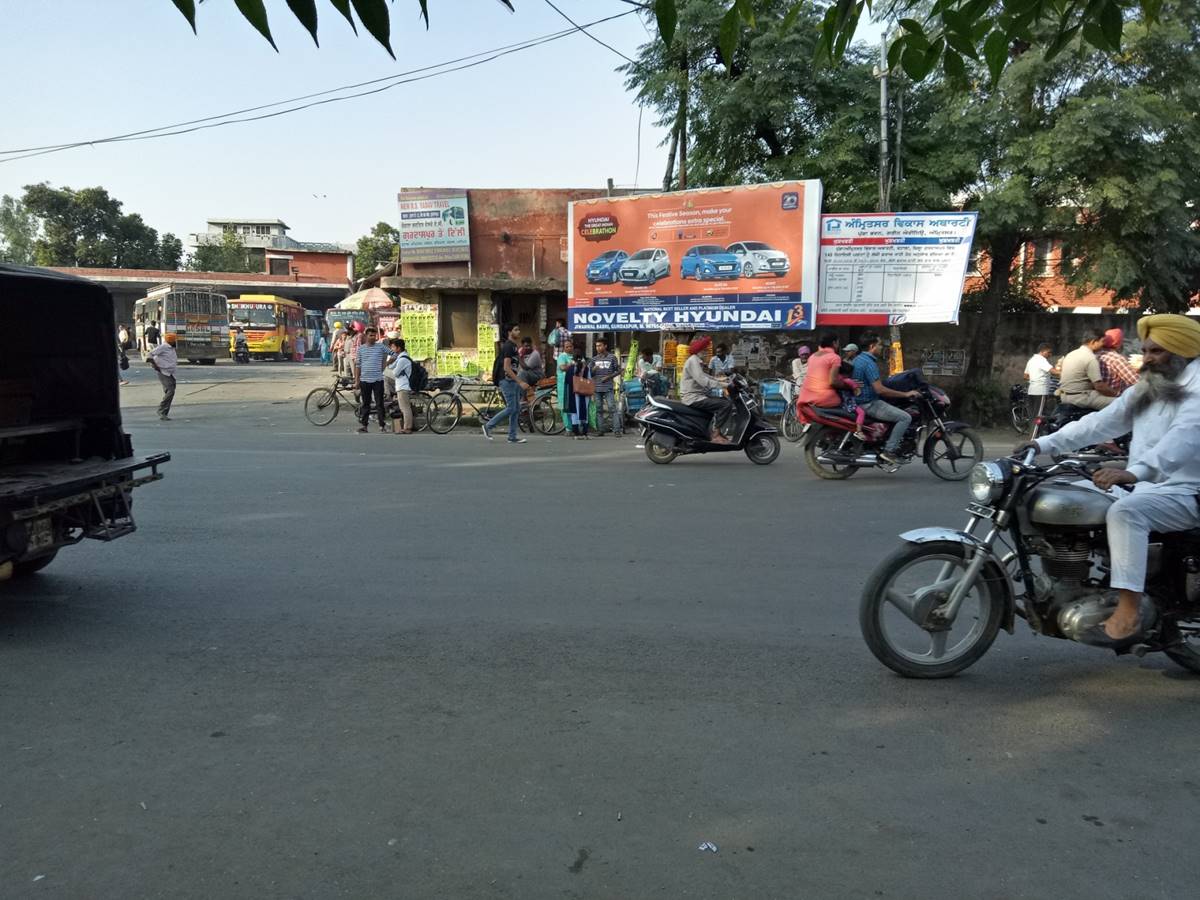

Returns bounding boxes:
[619,248,671,286]
[727,241,790,278]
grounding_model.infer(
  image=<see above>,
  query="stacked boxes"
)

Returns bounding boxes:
[401,310,437,363]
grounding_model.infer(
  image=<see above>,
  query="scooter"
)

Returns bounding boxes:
[634,373,781,465]
[234,339,250,365]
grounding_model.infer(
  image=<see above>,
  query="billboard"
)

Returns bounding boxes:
[817,212,978,325]
[397,188,471,263]
[567,181,822,332]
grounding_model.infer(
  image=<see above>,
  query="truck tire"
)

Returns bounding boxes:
[13,550,58,577]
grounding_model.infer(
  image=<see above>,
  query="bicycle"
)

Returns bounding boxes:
[1009,383,1032,434]
[304,373,432,431]
[428,375,566,436]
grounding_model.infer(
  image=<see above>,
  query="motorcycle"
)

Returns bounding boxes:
[798,373,983,481]
[1033,402,1129,462]
[859,448,1200,678]
[234,339,250,365]
[634,373,781,465]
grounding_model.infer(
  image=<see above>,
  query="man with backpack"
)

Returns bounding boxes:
[386,338,428,434]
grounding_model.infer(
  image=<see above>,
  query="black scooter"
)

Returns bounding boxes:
[634,373,781,465]
[234,339,250,364]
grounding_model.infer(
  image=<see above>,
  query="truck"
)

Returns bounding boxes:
[1,265,169,581]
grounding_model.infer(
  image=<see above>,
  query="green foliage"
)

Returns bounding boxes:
[18,183,182,269]
[353,221,400,280]
[955,377,1008,428]
[186,231,258,273]
[0,195,37,265]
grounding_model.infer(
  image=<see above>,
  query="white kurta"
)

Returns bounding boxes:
[1038,358,1200,591]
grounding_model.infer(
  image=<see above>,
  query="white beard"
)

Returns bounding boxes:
[1128,356,1188,416]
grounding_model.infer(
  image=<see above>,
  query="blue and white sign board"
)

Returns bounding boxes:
[398,188,471,263]
[817,212,978,325]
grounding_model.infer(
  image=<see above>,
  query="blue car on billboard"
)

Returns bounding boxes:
[585,249,629,284]
[679,244,741,280]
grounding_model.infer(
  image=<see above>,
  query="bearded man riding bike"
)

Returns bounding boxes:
[1016,314,1200,649]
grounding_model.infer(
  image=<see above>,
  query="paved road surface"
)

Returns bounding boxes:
[2,365,1195,898]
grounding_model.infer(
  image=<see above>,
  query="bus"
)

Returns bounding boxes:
[304,309,325,358]
[135,285,229,365]
[228,295,304,361]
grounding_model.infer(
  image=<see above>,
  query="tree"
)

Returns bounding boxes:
[186,231,258,273]
[353,221,400,280]
[0,195,37,265]
[159,233,184,270]
[19,183,184,269]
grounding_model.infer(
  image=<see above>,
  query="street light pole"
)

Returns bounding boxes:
[878,31,890,213]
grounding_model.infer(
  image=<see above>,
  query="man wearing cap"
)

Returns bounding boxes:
[842,343,860,363]
[680,336,732,443]
[1018,314,1200,648]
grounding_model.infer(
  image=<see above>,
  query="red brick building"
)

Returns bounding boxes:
[190,218,355,285]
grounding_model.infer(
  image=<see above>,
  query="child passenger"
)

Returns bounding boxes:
[838,361,867,442]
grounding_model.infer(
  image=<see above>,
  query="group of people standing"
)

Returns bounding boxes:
[1023,327,1141,418]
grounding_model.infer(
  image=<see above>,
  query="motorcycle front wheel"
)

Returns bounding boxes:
[860,540,1005,678]
[803,426,857,479]
[925,428,984,481]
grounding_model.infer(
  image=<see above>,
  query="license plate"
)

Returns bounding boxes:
[965,502,994,519]
[27,517,53,551]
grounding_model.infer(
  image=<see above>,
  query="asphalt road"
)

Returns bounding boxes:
[2,363,1197,899]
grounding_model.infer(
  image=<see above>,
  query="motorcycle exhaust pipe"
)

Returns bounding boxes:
[817,453,878,466]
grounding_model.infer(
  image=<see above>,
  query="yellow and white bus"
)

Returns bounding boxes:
[228,295,304,361]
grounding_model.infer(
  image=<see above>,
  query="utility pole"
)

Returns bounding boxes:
[877,32,889,213]
[678,44,689,192]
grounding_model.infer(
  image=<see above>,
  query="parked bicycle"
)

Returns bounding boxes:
[304,373,433,431]
[1009,383,1032,434]
[427,375,564,435]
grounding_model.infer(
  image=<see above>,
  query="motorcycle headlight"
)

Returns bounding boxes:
[969,461,1007,503]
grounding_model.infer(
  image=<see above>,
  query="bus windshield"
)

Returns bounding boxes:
[229,303,278,328]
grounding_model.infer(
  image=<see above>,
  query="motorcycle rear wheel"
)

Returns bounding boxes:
[644,436,677,464]
[745,433,780,465]
[1165,628,1200,673]
[860,540,1005,678]
[803,426,857,479]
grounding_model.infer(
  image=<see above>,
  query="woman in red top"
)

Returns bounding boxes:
[798,333,850,408]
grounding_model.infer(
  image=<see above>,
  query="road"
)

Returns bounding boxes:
[2,362,1196,899]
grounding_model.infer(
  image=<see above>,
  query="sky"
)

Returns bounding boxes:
[0,1,883,249]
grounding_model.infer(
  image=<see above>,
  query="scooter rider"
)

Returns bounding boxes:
[680,335,731,444]
[1016,313,1200,649]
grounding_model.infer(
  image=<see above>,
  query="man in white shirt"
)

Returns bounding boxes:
[1020,314,1200,648]
[147,335,179,421]
[1022,342,1058,419]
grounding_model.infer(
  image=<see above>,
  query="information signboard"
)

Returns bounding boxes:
[567,181,822,332]
[398,188,471,263]
[816,212,978,325]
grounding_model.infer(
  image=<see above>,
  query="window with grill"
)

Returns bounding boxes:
[1031,239,1055,277]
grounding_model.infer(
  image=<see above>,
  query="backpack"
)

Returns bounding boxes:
[403,354,429,392]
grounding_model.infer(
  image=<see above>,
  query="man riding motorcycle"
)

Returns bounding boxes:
[1017,314,1200,648]
[680,336,731,443]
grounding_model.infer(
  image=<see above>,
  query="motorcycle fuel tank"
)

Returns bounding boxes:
[1027,482,1114,529]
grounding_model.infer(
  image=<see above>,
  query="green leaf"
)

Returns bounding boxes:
[971,18,992,41]
[963,0,993,20]
[898,17,925,35]
[1099,0,1123,51]
[1139,0,1163,20]
[923,36,945,72]
[719,6,740,67]
[943,47,966,79]
[887,34,907,70]
[901,43,933,79]
[329,0,357,34]
[833,8,860,60]
[943,29,979,60]
[941,9,970,35]
[655,0,677,47]
[234,0,277,50]
[286,0,319,45]
[983,30,1009,85]
[781,1,804,32]
[170,0,196,33]
[1081,20,1109,50]
[735,0,757,28]
[350,0,394,58]
[416,0,429,27]
[1044,23,1081,59]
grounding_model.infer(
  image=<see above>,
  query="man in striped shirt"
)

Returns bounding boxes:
[356,326,389,433]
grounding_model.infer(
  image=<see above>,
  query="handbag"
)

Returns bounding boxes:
[119,352,130,371]
[572,373,595,396]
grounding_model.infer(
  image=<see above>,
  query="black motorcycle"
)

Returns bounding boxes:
[234,338,250,364]
[634,373,781,465]
[1034,402,1128,462]
[859,449,1200,678]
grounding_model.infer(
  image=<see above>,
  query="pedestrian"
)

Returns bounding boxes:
[117,338,130,386]
[355,326,389,434]
[1023,342,1058,420]
[1097,328,1139,396]
[147,334,178,421]
[118,323,131,351]
[565,350,593,439]
[590,337,622,436]
[388,338,415,434]
[144,320,161,348]
[636,347,666,397]
[294,330,307,362]
[547,318,569,356]
[556,337,575,433]
[345,322,364,382]
[482,323,528,444]
[791,345,812,384]
[709,343,736,377]
[318,330,330,365]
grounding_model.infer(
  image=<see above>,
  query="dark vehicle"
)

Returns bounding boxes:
[859,450,1200,677]
[0,265,169,580]
[798,370,983,481]
[1033,402,1129,462]
[634,374,781,465]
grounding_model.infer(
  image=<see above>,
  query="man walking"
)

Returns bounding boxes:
[147,334,178,421]
[482,324,527,444]
[356,326,389,434]
[144,321,161,350]
[850,333,922,465]
[1023,342,1058,420]
[590,337,622,436]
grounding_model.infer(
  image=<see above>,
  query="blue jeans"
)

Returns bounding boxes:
[595,389,621,434]
[486,378,522,440]
[862,399,912,453]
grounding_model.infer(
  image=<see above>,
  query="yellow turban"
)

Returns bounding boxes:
[1137,313,1200,359]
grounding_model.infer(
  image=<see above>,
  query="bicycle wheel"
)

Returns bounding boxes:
[427,393,463,434]
[780,402,804,443]
[304,387,339,426]
[1010,403,1031,434]
[532,396,565,434]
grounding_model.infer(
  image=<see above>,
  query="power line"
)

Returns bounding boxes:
[540,0,636,64]
[0,10,636,165]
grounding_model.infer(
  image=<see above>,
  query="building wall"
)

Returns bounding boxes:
[263,250,352,284]
[964,239,1125,310]
[400,188,606,281]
